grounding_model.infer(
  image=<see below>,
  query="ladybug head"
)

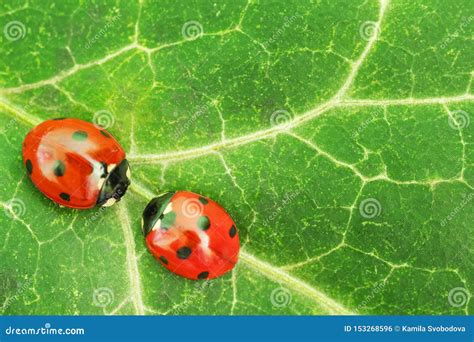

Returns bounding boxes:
[97,159,131,207]
[141,192,175,236]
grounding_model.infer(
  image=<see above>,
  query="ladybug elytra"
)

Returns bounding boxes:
[142,191,240,280]
[22,118,131,209]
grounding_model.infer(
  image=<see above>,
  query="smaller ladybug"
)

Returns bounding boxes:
[22,118,131,209]
[142,191,240,280]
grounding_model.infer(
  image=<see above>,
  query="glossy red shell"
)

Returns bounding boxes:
[144,191,240,280]
[22,118,126,209]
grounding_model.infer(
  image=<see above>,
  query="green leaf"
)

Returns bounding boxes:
[0,0,473,315]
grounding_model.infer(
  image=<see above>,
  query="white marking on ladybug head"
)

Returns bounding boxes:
[96,176,106,191]
[102,197,117,207]
[151,218,161,232]
[163,203,173,214]
[85,159,107,200]
[151,204,172,232]
[107,163,117,173]
[126,166,131,179]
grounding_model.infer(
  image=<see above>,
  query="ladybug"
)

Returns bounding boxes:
[142,191,240,280]
[22,118,131,209]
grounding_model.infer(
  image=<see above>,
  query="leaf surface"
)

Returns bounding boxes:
[0,0,473,315]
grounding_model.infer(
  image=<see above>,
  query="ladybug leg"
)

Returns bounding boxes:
[97,159,131,207]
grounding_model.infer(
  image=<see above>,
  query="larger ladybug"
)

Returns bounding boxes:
[142,191,240,280]
[22,118,131,209]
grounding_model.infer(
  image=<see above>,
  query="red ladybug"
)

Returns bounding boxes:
[142,191,240,280]
[22,118,131,209]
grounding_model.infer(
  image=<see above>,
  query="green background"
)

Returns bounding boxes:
[0,0,473,315]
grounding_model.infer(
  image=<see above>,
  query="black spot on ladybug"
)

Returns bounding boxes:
[198,197,208,205]
[159,256,168,265]
[53,160,65,177]
[177,246,192,259]
[197,216,210,230]
[72,130,88,141]
[229,225,237,238]
[197,271,209,279]
[25,159,33,175]
[100,130,111,138]
[59,193,71,201]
